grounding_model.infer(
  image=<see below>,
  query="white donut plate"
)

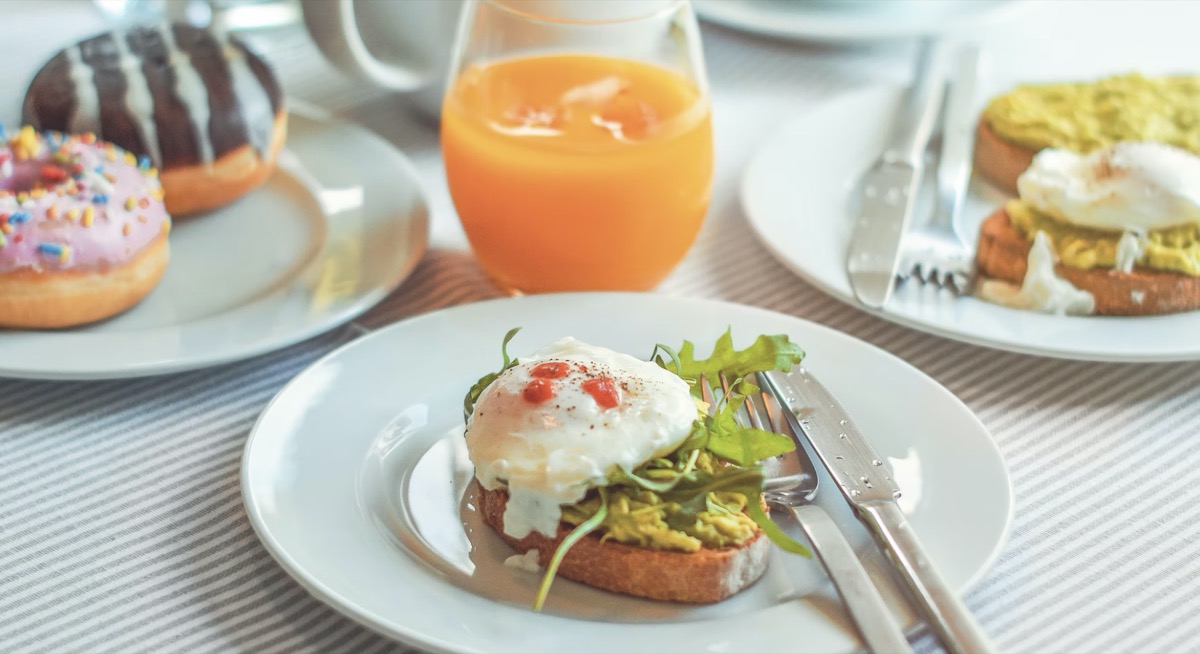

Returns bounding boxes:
[0,105,429,379]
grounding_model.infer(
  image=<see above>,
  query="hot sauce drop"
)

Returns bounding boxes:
[582,377,620,409]
[522,378,556,403]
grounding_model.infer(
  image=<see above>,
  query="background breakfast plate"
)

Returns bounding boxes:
[741,84,1200,363]
[0,105,428,379]
[241,292,1012,654]
[694,0,1030,43]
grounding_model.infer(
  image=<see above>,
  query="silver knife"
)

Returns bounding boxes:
[847,39,948,309]
[761,367,995,654]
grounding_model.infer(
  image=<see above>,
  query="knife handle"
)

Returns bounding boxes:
[882,38,948,167]
[858,501,995,654]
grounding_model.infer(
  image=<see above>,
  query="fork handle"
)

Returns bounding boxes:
[859,501,995,654]
[790,505,914,654]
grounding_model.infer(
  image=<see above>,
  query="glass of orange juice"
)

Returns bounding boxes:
[441,0,713,293]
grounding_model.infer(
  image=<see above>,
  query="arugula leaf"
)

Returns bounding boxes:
[661,329,804,383]
[462,327,521,422]
[607,465,682,494]
[533,487,610,612]
[705,410,795,466]
[656,330,804,466]
[655,466,811,557]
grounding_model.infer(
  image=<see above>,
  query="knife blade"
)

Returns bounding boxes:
[847,40,949,309]
[760,367,995,654]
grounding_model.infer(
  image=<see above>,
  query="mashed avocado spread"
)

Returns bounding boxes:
[560,451,758,552]
[983,73,1200,153]
[1008,200,1200,275]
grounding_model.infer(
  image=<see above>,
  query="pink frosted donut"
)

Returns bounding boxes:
[0,126,171,329]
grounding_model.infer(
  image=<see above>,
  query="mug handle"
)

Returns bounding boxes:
[300,0,430,91]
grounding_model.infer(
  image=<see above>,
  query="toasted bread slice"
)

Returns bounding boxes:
[478,485,771,603]
[974,119,1038,195]
[977,207,1200,315]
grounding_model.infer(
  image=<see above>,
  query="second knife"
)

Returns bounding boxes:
[846,40,948,309]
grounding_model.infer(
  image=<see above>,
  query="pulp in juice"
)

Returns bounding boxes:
[441,53,713,292]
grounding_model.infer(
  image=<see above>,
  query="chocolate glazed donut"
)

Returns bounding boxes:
[23,24,287,216]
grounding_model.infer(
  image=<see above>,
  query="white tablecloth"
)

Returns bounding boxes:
[4,1,1200,652]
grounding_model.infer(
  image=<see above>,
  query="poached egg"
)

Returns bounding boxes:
[1018,141,1200,232]
[465,337,697,539]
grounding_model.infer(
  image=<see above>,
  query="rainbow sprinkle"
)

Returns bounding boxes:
[9,211,30,224]
[10,126,41,161]
[93,194,108,204]
[46,204,57,220]
[66,208,80,222]
[137,155,151,170]
[37,242,70,263]
[122,223,131,236]
[124,196,136,211]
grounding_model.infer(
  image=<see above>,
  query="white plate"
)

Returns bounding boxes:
[0,107,429,379]
[742,86,1200,362]
[695,0,1028,43]
[241,292,1012,654]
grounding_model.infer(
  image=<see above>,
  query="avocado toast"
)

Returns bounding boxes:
[463,330,811,608]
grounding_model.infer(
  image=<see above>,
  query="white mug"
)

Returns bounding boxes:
[300,0,462,96]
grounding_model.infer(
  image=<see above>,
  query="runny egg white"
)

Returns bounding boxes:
[464,337,697,539]
[1018,141,1200,232]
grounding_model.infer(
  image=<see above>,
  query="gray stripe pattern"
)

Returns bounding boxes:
[6,6,1200,654]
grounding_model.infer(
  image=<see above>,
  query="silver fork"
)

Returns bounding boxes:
[701,373,912,654]
[898,44,980,295]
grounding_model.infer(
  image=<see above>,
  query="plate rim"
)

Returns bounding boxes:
[740,84,1200,363]
[694,0,1032,43]
[240,291,1014,653]
[0,106,430,380]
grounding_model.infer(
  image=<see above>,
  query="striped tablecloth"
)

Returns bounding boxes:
[4,1,1200,652]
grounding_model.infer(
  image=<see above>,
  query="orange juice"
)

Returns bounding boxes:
[441,53,713,293]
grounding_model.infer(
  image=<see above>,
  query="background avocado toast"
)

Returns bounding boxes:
[973,74,1200,314]
[977,200,1200,315]
[975,73,1200,193]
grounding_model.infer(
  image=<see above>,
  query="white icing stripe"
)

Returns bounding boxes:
[110,31,162,166]
[64,46,101,137]
[216,33,275,158]
[158,24,214,164]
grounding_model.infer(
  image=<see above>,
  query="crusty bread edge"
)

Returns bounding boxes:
[478,485,771,604]
[973,118,1037,196]
[976,207,1200,316]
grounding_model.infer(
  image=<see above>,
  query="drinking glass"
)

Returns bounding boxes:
[441,0,712,293]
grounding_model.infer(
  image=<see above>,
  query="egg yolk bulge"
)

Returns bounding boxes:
[465,338,698,539]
